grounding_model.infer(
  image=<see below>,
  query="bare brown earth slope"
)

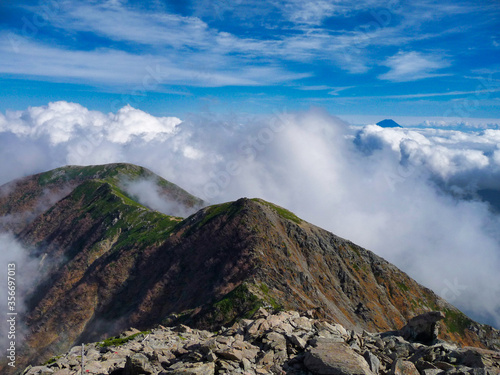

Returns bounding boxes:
[0,164,498,373]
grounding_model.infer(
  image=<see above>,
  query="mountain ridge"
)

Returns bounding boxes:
[0,163,498,374]
[0,163,203,234]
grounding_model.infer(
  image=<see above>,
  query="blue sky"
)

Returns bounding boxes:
[0,0,499,121]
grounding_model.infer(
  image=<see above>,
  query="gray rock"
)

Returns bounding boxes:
[273,350,289,366]
[241,347,260,361]
[291,317,314,331]
[82,361,106,374]
[468,369,492,375]
[241,358,252,371]
[304,342,375,375]
[52,370,72,375]
[288,334,308,350]
[215,336,234,346]
[414,359,439,372]
[309,337,346,347]
[174,325,193,334]
[246,318,269,336]
[124,353,154,375]
[349,341,362,353]
[263,332,287,351]
[434,361,455,371]
[20,310,500,375]
[399,312,445,344]
[317,329,346,341]
[218,360,238,371]
[389,359,420,375]
[205,351,217,362]
[460,348,485,368]
[253,307,269,319]
[167,361,215,375]
[421,370,444,375]
[24,366,54,375]
[374,337,384,349]
[216,348,243,362]
[363,351,380,374]
[256,351,274,367]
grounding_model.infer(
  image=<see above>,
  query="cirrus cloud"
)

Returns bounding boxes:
[378,51,451,82]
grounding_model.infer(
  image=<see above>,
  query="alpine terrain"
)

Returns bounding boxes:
[0,163,498,375]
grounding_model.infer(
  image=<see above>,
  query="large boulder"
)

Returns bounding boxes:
[389,359,420,375]
[124,353,154,375]
[363,351,380,374]
[399,312,445,344]
[166,361,215,375]
[304,342,375,375]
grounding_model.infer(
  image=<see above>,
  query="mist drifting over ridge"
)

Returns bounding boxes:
[1,101,500,328]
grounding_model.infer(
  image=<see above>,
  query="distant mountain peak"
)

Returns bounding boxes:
[376,119,402,128]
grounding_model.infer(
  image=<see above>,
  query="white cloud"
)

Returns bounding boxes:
[0,101,181,146]
[120,178,200,217]
[282,0,339,25]
[1,102,500,328]
[337,89,500,100]
[55,2,211,48]
[0,33,308,87]
[0,233,40,350]
[355,125,500,182]
[339,115,500,129]
[108,105,180,144]
[378,51,451,82]
[493,150,500,167]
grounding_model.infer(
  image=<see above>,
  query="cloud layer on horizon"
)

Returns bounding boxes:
[1,101,500,328]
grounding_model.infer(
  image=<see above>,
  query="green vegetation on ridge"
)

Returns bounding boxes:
[443,308,473,335]
[36,163,203,208]
[251,198,302,224]
[38,163,147,187]
[98,330,151,348]
[69,180,182,251]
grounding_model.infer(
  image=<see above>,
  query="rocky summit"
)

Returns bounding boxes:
[22,309,500,375]
[0,163,499,374]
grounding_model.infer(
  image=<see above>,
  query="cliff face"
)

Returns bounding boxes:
[0,164,498,373]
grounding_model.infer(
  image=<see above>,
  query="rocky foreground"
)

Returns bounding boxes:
[22,309,500,375]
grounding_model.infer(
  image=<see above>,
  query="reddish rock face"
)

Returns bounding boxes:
[0,163,498,373]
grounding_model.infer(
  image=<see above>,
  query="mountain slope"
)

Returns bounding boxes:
[0,164,498,373]
[0,163,203,233]
[18,178,184,364]
[167,199,499,348]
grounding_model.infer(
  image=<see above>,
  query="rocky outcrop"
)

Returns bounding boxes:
[399,312,446,345]
[22,310,500,375]
[304,342,375,374]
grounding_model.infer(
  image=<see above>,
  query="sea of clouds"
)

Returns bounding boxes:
[1,101,500,328]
